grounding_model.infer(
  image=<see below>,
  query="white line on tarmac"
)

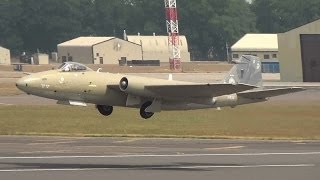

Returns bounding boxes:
[0,164,315,172]
[0,152,320,159]
[204,146,245,150]
[0,103,13,106]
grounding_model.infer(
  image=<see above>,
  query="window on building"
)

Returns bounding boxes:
[264,54,270,59]
[68,56,73,62]
[99,57,103,64]
[272,54,277,58]
[96,53,99,57]
[261,62,280,73]
[232,54,239,59]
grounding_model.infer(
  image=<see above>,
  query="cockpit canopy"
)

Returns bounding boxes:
[58,62,93,72]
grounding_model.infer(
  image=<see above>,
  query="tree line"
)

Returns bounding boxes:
[0,0,320,60]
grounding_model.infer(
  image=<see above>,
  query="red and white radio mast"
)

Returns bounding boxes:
[164,0,181,70]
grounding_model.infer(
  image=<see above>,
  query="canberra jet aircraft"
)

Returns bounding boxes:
[16,55,303,119]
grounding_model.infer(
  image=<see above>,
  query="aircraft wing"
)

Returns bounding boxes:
[145,83,256,98]
[109,83,256,98]
[237,87,305,99]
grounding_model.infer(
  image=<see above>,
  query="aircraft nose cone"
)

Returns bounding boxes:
[16,77,29,91]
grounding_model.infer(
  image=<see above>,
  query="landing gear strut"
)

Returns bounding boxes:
[96,105,113,116]
[140,101,154,119]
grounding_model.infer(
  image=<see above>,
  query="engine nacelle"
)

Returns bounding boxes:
[119,77,154,97]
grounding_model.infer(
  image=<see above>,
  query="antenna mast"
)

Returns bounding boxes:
[164,0,181,70]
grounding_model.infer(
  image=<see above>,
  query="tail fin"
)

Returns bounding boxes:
[223,55,262,87]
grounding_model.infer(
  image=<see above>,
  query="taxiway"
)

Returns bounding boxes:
[0,136,319,180]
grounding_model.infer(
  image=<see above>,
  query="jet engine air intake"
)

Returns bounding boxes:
[119,77,153,97]
[119,77,129,91]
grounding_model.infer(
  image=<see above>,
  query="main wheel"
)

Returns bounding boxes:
[140,101,154,119]
[96,105,113,116]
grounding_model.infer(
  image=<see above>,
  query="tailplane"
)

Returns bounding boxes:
[223,55,262,87]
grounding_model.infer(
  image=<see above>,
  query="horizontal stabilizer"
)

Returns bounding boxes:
[238,87,305,99]
[145,83,256,98]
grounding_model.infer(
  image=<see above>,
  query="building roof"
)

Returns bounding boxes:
[231,34,278,52]
[127,35,189,52]
[280,19,320,34]
[58,37,115,47]
[0,46,9,51]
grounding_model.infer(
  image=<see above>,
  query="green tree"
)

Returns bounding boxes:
[180,0,256,60]
[17,0,84,52]
[126,0,165,35]
[0,0,257,59]
[252,0,320,33]
[0,0,24,53]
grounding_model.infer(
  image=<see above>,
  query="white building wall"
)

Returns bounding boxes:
[278,19,320,82]
[58,38,142,64]
[58,45,94,64]
[92,39,142,64]
[0,46,11,65]
[127,36,191,62]
[231,51,278,61]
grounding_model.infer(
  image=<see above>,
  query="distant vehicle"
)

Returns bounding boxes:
[16,55,304,119]
[19,52,32,64]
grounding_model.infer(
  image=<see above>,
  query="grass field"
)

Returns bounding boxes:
[0,102,319,140]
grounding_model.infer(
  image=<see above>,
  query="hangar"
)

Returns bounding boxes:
[0,46,11,65]
[127,35,191,63]
[278,19,320,82]
[231,34,279,73]
[57,37,142,64]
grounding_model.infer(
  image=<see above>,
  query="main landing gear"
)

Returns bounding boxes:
[96,102,155,119]
[96,105,113,116]
[140,101,154,119]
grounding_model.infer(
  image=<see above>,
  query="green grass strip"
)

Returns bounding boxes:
[0,102,319,140]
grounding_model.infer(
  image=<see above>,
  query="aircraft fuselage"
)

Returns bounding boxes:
[16,70,259,111]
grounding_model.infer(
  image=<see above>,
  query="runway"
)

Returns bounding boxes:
[0,136,319,180]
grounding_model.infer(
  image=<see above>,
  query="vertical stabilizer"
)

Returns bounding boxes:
[223,55,262,87]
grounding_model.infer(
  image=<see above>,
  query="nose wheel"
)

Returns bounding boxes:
[140,101,154,119]
[96,105,113,116]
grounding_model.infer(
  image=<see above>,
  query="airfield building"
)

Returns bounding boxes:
[33,53,49,65]
[127,35,191,63]
[57,37,142,64]
[0,46,11,65]
[278,19,320,82]
[231,34,279,73]
[58,35,191,65]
